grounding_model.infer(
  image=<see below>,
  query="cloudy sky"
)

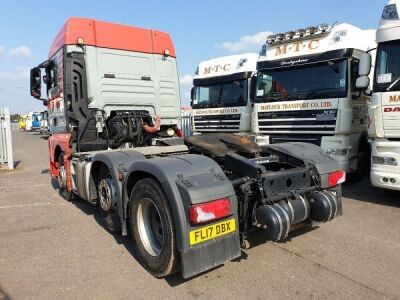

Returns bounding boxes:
[0,0,387,113]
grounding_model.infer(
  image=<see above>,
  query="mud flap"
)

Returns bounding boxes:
[180,233,241,278]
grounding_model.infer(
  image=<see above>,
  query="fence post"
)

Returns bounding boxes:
[0,108,3,164]
[0,107,14,170]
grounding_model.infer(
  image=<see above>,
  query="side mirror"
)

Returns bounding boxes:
[356,76,370,90]
[358,53,372,76]
[249,75,257,101]
[30,67,41,99]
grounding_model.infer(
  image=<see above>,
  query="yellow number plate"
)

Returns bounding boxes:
[189,218,236,246]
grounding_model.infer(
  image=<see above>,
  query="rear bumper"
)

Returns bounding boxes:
[180,233,240,278]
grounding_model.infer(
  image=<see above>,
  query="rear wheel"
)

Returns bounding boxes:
[97,169,120,232]
[129,178,180,277]
[58,152,73,201]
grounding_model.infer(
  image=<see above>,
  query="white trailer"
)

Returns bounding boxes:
[253,23,376,176]
[369,0,400,191]
[191,53,258,134]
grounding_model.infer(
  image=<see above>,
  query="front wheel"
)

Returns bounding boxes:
[129,178,180,277]
[58,152,73,201]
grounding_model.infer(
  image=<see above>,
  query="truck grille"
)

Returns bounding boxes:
[193,114,241,132]
[258,109,337,135]
[269,135,323,146]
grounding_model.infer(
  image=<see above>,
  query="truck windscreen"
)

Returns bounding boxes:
[255,59,348,102]
[374,40,400,92]
[193,80,248,108]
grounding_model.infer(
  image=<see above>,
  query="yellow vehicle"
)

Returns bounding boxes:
[18,115,28,130]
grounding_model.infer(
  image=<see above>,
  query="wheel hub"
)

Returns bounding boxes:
[137,198,164,256]
[58,165,67,189]
[98,179,115,212]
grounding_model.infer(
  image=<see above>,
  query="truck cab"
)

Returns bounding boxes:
[253,23,375,175]
[190,53,258,134]
[369,0,400,191]
[25,111,42,132]
[30,18,183,175]
[31,112,42,131]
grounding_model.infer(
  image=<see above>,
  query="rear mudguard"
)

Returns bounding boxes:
[90,149,146,215]
[262,142,343,189]
[91,151,241,278]
[125,154,241,278]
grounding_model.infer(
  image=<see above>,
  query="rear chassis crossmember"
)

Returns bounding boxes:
[224,152,315,245]
[184,133,342,247]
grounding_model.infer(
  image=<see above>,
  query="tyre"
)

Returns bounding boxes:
[129,178,180,277]
[97,169,120,232]
[58,152,74,201]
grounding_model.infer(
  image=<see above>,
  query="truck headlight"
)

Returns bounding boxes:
[372,156,398,166]
[167,128,175,136]
[326,148,348,156]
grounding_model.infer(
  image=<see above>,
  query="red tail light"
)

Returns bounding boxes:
[189,198,231,224]
[328,170,346,187]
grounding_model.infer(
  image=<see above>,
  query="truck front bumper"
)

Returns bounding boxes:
[371,170,400,191]
[370,139,400,191]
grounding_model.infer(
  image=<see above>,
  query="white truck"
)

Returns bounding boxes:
[368,0,400,191]
[191,53,258,134]
[253,23,376,177]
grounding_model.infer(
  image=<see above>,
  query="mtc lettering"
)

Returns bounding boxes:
[203,64,230,74]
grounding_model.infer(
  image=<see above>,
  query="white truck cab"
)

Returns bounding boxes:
[253,23,376,175]
[191,53,258,134]
[369,0,400,191]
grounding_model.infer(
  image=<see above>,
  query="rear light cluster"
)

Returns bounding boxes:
[328,170,346,187]
[189,198,231,224]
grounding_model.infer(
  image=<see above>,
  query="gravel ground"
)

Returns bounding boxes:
[0,129,399,300]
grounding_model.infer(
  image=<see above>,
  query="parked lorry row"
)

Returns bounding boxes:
[19,110,50,135]
[191,23,375,180]
[30,17,345,278]
[192,0,400,195]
